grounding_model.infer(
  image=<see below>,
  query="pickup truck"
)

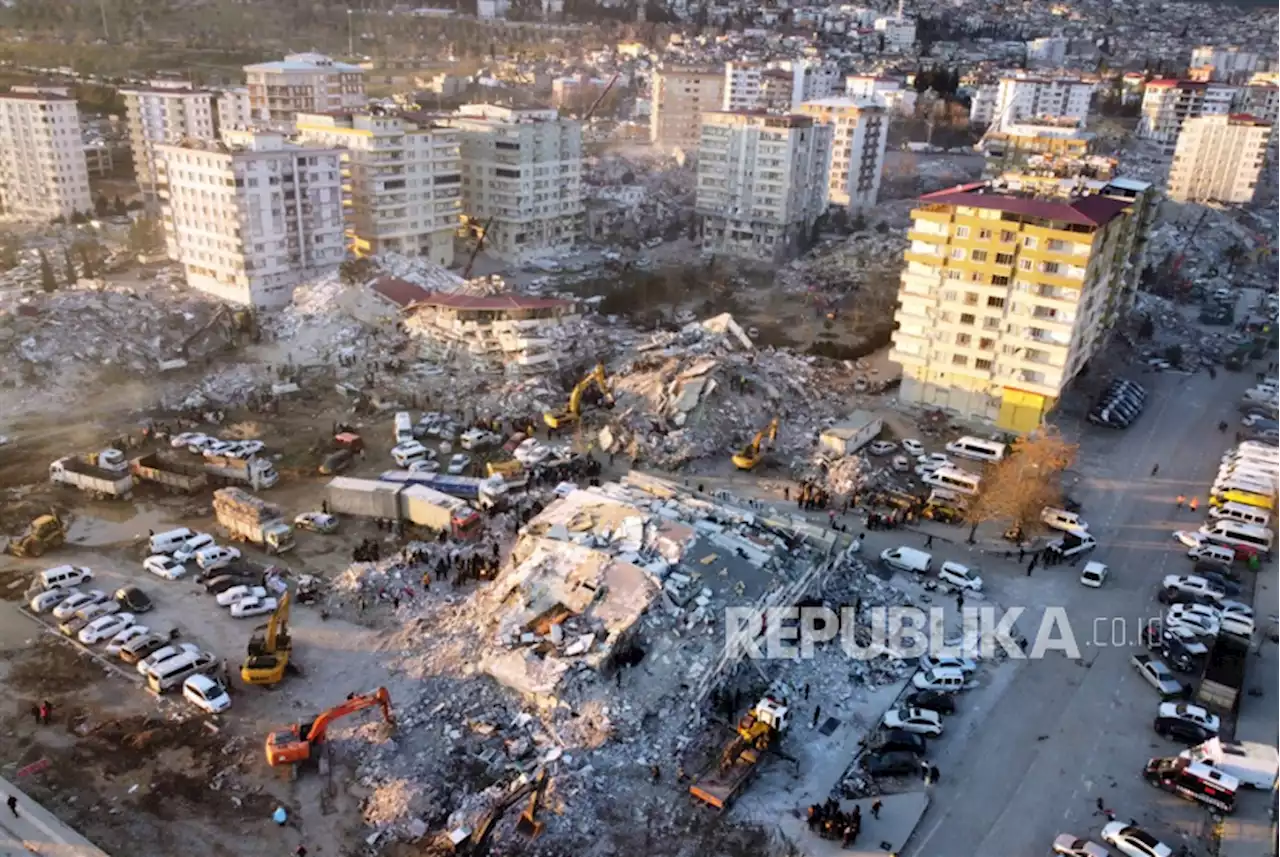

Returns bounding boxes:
[1131,653,1189,700]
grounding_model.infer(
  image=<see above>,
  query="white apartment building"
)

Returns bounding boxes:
[874,16,917,52]
[696,112,832,263]
[770,59,842,109]
[1168,114,1272,204]
[969,82,1000,125]
[723,63,764,111]
[798,97,888,212]
[651,66,725,153]
[243,53,366,130]
[992,76,1095,131]
[215,87,254,132]
[445,104,583,262]
[1190,47,1259,84]
[296,110,462,266]
[121,86,216,199]
[846,75,918,116]
[155,130,345,308]
[1235,83,1279,125]
[0,92,93,221]
[1025,37,1069,67]
[1137,80,1238,154]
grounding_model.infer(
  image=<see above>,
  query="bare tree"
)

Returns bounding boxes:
[963,428,1078,543]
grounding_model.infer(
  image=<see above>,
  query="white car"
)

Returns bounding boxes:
[233,440,265,456]
[195,545,241,571]
[1047,531,1097,557]
[1051,834,1109,857]
[183,674,231,714]
[186,435,219,455]
[882,706,943,736]
[1166,605,1220,637]
[172,533,215,563]
[144,555,188,580]
[867,441,896,456]
[170,431,208,449]
[446,453,471,475]
[408,458,441,473]
[52,590,108,620]
[79,612,135,645]
[901,439,925,456]
[938,561,983,591]
[1221,612,1255,639]
[30,587,80,614]
[391,441,429,468]
[459,429,498,450]
[294,512,338,534]
[891,455,911,472]
[1157,702,1220,735]
[1161,574,1224,602]
[1173,530,1206,550]
[104,625,150,656]
[1218,600,1253,618]
[919,654,978,673]
[1080,561,1109,588]
[1100,822,1173,857]
[230,595,278,618]
[216,585,267,607]
[138,643,200,677]
[201,440,237,459]
[916,453,952,471]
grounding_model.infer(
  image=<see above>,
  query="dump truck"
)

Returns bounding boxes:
[1196,633,1249,711]
[690,689,791,810]
[130,451,209,493]
[203,454,280,488]
[213,487,295,554]
[7,514,66,557]
[398,484,482,539]
[49,454,134,499]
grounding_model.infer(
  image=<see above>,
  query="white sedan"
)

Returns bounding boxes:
[183,674,232,714]
[1173,530,1206,550]
[1051,834,1109,857]
[105,625,150,656]
[1157,702,1220,734]
[882,706,943,736]
[144,555,188,580]
[920,654,978,673]
[186,435,219,455]
[917,453,952,471]
[408,458,441,473]
[230,595,278,618]
[216,585,267,607]
[1166,605,1220,637]
[201,440,238,459]
[170,431,209,449]
[232,440,265,456]
[195,545,241,571]
[52,590,108,620]
[30,587,80,614]
[447,453,471,475]
[1101,822,1173,857]
[137,643,200,677]
[867,441,897,456]
[901,439,926,456]
[294,512,338,534]
[79,613,135,645]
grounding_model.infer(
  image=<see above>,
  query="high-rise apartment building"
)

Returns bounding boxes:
[889,177,1154,432]
[1025,37,1069,67]
[723,63,764,112]
[695,112,832,263]
[155,130,345,307]
[296,110,462,266]
[243,53,366,130]
[215,87,254,132]
[1137,80,1237,154]
[798,97,887,212]
[651,66,724,153]
[1190,47,1259,84]
[723,60,841,114]
[992,76,1095,131]
[0,91,93,221]
[121,85,216,200]
[846,75,918,116]
[444,104,582,262]
[1168,114,1273,204]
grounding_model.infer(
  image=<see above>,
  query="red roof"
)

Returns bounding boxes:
[918,185,1132,227]
[1145,79,1204,89]
[371,276,434,307]
[413,292,573,311]
[1228,113,1270,125]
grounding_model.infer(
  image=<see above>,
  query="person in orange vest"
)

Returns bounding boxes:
[1189,497,1199,512]
[1176,494,1186,509]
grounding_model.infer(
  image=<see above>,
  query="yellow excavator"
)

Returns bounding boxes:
[732,418,778,471]
[241,591,294,686]
[544,364,614,429]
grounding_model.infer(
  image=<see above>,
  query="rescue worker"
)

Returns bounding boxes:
[1176,494,1186,509]
[1189,497,1198,512]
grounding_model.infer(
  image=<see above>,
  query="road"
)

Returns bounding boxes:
[0,776,110,857]
[903,365,1270,856]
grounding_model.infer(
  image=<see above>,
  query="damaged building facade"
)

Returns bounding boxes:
[402,291,580,370]
[798,97,889,212]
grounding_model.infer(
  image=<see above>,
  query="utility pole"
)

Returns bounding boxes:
[347,9,355,58]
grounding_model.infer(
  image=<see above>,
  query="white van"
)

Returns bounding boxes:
[394,412,414,444]
[880,546,932,573]
[1213,474,1276,496]
[147,650,217,694]
[148,528,195,556]
[912,666,967,692]
[1190,544,1236,567]
[923,466,981,496]
[1202,520,1274,554]
[1041,507,1088,533]
[945,436,1007,463]
[1208,502,1271,529]
[38,565,94,591]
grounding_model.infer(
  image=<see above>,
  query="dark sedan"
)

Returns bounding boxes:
[906,690,956,715]
[115,585,154,613]
[862,750,921,777]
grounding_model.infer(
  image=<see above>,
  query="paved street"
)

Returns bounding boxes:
[0,776,110,857]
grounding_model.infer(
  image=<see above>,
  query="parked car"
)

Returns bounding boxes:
[919,655,978,674]
[183,674,232,714]
[1080,561,1109,588]
[901,439,925,456]
[195,545,241,571]
[205,574,259,595]
[446,453,472,475]
[1100,822,1173,857]
[1173,530,1207,550]
[52,590,108,620]
[862,750,921,777]
[170,431,209,449]
[114,586,153,613]
[938,561,983,591]
[60,602,116,637]
[1160,575,1225,603]
[172,533,215,563]
[120,635,170,665]
[104,625,150,656]
[1051,834,1109,857]
[1153,715,1216,745]
[294,512,339,534]
[29,587,80,614]
[905,690,956,715]
[216,585,267,607]
[230,595,278,618]
[233,440,265,456]
[882,706,943,736]
[1157,702,1220,735]
[873,728,927,756]
[867,441,896,455]
[79,612,135,645]
[144,555,187,580]
[1166,604,1221,637]
[137,643,200,677]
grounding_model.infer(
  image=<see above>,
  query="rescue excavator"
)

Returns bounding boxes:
[731,417,778,470]
[544,363,614,429]
[241,591,294,686]
[265,687,394,774]
[449,769,548,855]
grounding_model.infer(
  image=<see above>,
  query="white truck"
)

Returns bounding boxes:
[212,488,295,554]
[1181,738,1279,790]
[49,453,135,499]
[203,455,279,488]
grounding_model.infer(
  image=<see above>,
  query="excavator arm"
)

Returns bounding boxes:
[545,364,612,428]
[265,591,290,652]
[265,687,394,767]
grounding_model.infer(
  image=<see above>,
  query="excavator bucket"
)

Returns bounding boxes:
[515,810,544,839]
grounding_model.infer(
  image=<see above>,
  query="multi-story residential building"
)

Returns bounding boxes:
[981,118,1095,160]
[83,140,114,178]
[444,104,582,262]
[1137,80,1237,154]
[724,60,841,113]
[889,177,1154,432]
[846,75,918,116]
[1190,47,1259,84]
[0,91,93,221]
[695,112,832,263]
[1025,37,1069,67]
[243,53,366,130]
[154,130,345,307]
[296,110,462,266]
[215,87,254,132]
[1168,114,1273,204]
[723,62,764,112]
[874,16,916,52]
[992,76,1095,131]
[1235,83,1279,125]
[770,58,842,109]
[121,85,216,200]
[651,66,725,153]
[969,82,1001,125]
[798,97,887,212]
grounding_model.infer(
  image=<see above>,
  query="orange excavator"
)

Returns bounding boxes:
[265,687,395,771]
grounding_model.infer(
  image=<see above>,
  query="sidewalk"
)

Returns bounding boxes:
[0,775,110,857]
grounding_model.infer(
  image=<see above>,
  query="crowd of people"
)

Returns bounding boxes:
[807,798,862,847]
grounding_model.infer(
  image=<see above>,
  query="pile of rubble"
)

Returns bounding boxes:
[584,153,696,244]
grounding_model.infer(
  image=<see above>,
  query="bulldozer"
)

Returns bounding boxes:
[265,687,394,772]
[544,364,614,430]
[241,591,295,686]
[731,418,778,471]
[689,687,791,810]
[7,513,66,558]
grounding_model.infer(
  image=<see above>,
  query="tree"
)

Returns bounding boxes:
[70,210,88,224]
[962,428,1078,544]
[127,216,164,256]
[39,251,57,293]
[64,247,78,285]
[94,194,109,217]
[112,195,127,216]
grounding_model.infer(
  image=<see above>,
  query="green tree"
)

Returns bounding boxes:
[94,194,109,216]
[39,250,57,293]
[112,195,127,216]
[64,247,78,284]
[127,216,165,256]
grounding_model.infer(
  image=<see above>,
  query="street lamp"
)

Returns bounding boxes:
[347,9,355,59]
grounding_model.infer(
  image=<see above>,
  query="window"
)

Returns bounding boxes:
[963,292,979,305]
[975,358,993,370]
[979,337,995,351]
[1041,261,1061,274]
[969,272,985,283]
[952,354,969,366]
[970,250,988,262]
[999,230,1015,242]
[995,253,1014,265]
[955,333,972,346]
[955,226,970,238]
[1023,236,1038,249]
[960,313,976,326]
[1047,238,1067,251]
[978,229,992,240]
[1018,258,1033,271]
[987,296,1005,308]
[942,290,958,301]
[950,248,965,260]
[983,317,1001,331]
[945,269,963,280]
[992,275,1010,286]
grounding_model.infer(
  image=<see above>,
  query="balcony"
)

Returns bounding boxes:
[905,250,944,268]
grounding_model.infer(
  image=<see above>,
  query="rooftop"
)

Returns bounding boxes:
[0,91,74,102]
[919,181,1134,227]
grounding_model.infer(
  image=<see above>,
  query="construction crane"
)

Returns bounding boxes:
[580,71,620,122]
[449,770,548,855]
[544,363,614,429]
[241,591,294,686]
[732,417,778,471]
[461,215,495,280]
[265,687,394,771]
